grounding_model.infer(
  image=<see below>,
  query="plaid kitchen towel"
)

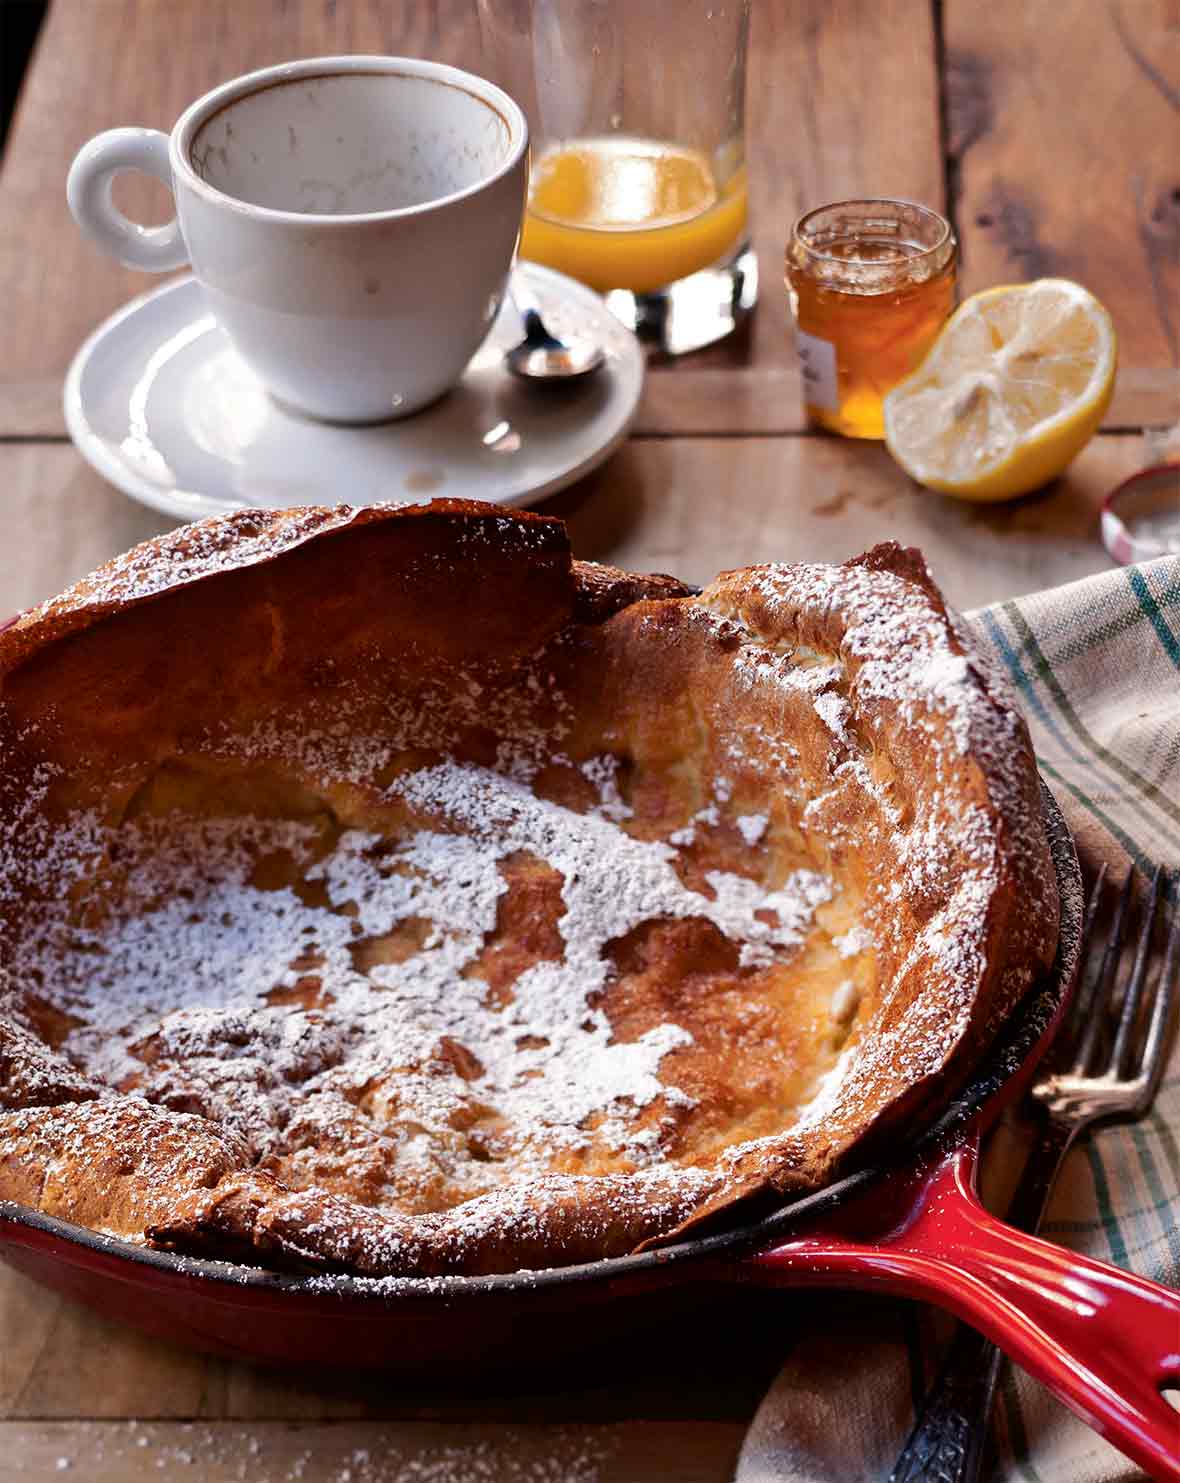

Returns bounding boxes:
[736,554,1180,1483]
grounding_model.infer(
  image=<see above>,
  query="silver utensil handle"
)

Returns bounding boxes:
[507,271,542,323]
[887,1118,1077,1483]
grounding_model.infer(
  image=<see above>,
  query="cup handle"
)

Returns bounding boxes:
[66,127,189,272]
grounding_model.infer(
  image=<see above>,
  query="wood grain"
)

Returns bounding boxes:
[0,1258,784,1427]
[946,0,1180,371]
[0,0,942,424]
[548,432,1141,606]
[5,364,1176,440]
[633,365,1180,436]
[0,433,1141,619]
[693,0,944,375]
[0,1419,747,1483]
[0,441,165,615]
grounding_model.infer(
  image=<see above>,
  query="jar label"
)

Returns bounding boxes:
[795,329,838,412]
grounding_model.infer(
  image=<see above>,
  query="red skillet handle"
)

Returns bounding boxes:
[744,1139,1180,1482]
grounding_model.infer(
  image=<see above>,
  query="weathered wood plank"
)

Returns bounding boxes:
[945,0,1180,370]
[0,1419,746,1482]
[0,1227,801,1426]
[5,363,1172,441]
[0,0,942,424]
[0,379,63,438]
[0,1258,786,1425]
[632,363,1179,436]
[710,0,944,376]
[0,442,167,614]
[0,435,1143,622]
[548,432,1142,607]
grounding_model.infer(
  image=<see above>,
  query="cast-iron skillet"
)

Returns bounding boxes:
[2,787,1178,1477]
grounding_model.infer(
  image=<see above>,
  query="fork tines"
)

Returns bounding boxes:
[1057,865,1180,1103]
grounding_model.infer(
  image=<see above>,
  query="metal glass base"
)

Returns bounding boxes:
[604,241,758,356]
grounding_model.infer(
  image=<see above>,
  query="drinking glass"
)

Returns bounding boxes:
[478,0,756,354]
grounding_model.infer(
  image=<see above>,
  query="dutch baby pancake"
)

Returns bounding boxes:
[0,503,1058,1276]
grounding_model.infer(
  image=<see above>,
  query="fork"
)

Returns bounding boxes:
[889,863,1180,1483]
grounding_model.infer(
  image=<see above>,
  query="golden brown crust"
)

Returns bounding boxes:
[666,544,1059,1214]
[0,1018,101,1111]
[0,1100,250,1238]
[569,560,691,624]
[0,507,1058,1277]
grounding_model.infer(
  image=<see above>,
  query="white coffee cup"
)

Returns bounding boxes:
[67,57,529,423]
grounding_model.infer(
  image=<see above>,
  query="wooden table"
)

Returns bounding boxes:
[0,3,1176,1478]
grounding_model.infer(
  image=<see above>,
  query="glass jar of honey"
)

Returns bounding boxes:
[786,199,957,440]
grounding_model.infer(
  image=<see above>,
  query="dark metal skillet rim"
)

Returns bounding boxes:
[0,782,1082,1302]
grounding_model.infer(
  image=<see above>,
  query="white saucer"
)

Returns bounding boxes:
[64,263,644,522]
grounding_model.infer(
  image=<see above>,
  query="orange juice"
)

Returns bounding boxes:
[520,137,748,295]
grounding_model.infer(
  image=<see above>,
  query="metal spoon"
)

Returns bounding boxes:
[504,277,606,382]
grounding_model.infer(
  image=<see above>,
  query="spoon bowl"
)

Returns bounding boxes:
[505,282,607,382]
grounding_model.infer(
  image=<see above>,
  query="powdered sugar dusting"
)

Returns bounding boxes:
[11,758,831,1188]
[833,926,873,958]
[735,813,768,846]
[23,1420,615,1483]
[697,549,1051,1155]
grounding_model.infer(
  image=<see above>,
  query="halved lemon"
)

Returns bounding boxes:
[883,279,1117,502]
